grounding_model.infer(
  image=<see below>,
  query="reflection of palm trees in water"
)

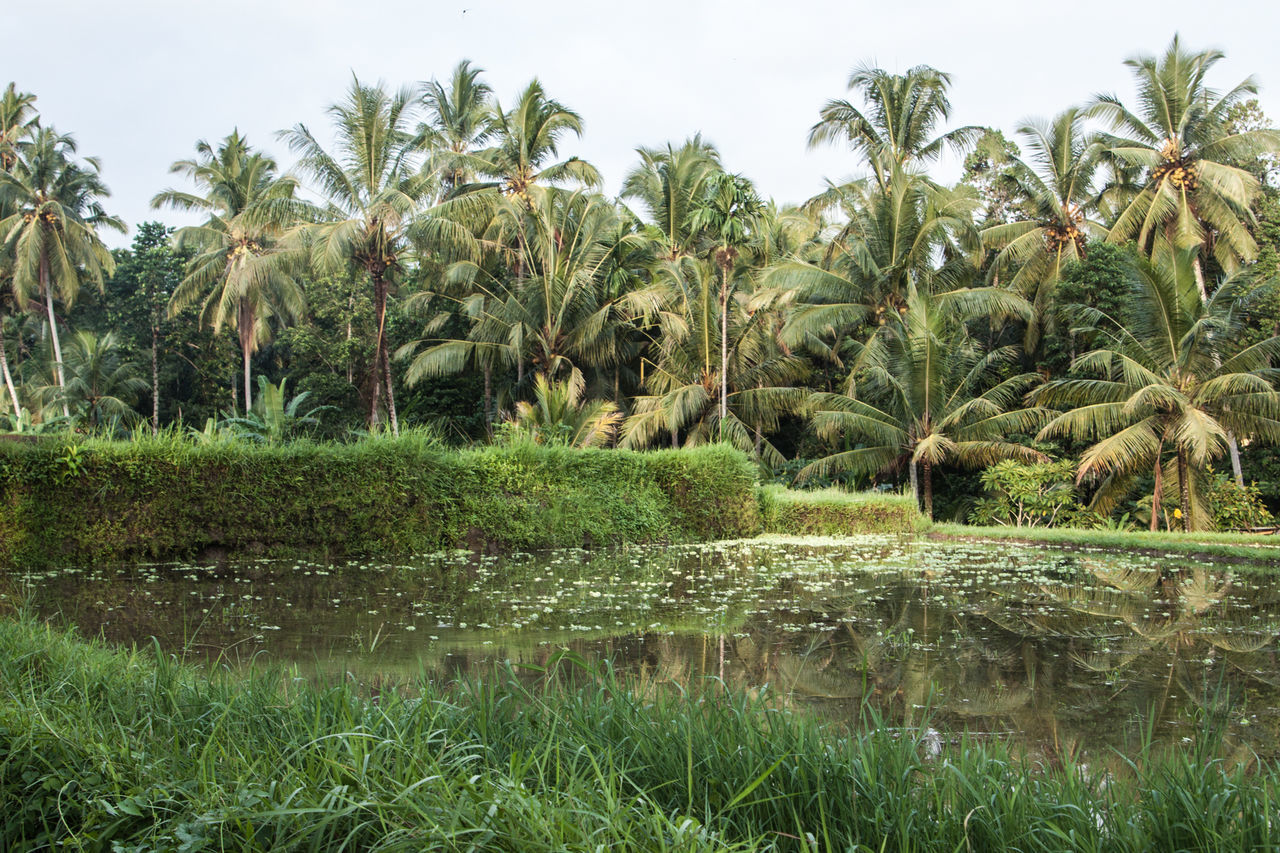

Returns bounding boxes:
[698,557,1280,757]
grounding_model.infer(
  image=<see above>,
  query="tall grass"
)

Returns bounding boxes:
[2,615,1277,851]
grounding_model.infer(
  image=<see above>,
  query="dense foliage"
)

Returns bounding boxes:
[3,36,1280,531]
[0,437,763,567]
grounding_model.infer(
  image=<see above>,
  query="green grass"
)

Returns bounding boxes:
[758,485,924,536]
[933,522,1280,563]
[3,614,1278,852]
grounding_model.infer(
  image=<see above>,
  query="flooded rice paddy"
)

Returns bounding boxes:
[9,534,1280,760]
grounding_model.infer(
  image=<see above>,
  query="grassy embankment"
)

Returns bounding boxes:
[0,435,764,568]
[1,614,1276,852]
[758,484,924,536]
[931,522,1280,564]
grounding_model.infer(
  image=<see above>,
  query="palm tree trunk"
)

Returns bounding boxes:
[151,320,160,435]
[1177,448,1191,532]
[0,318,20,416]
[1150,447,1164,532]
[922,459,934,521]
[720,260,729,437]
[909,459,919,508]
[41,257,70,420]
[483,362,493,431]
[239,299,254,413]
[371,271,388,431]
[1227,432,1244,488]
[382,340,399,436]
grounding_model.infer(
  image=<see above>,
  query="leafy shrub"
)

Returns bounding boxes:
[968,460,1081,527]
[1206,469,1274,530]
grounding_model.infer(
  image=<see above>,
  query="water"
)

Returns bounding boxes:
[10,534,1280,759]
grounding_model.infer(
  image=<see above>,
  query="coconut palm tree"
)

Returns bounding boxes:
[419,59,495,197]
[0,127,123,418]
[809,64,980,189]
[0,83,37,173]
[1090,35,1280,286]
[802,284,1046,519]
[770,169,979,360]
[281,77,436,434]
[476,79,601,205]
[36,330,147,428]
[620,134,721,259]
[152,131,306,412]
[404,186,640,393]
[619,255,807,464]
[1035,246,1280,531]
[980,108,1108,353]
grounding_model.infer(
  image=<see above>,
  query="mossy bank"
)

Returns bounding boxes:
[0,436,766,568]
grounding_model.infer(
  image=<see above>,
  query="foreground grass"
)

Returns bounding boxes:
[932,522,1280,564]
[2,616,1278,851]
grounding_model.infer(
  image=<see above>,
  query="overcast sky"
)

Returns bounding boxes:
[8,0,1278,248]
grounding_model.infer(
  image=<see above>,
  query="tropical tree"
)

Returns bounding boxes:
[1091,35,1280,286]
[0,127,123,417]
[419,59,495,197]
[809,64,980,189]
[504,372,622,448]
[689,171,765,430]
[404,187,639,393]
[152,131,305,412]
[802,284,1046,519]
[1035,246,1280,531]
[474,79,601,204]
[770,169,979,360]
[620,134,721,259]
[0,83,37,173]
[619,255,807,464]
[980,108,1108,352]
[281,77,435,434]
[36,330,146,428]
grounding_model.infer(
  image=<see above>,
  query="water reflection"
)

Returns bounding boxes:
[11,536,1280,759]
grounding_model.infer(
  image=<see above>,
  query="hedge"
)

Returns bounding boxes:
[758,484,924,536]
[0,436,761,567]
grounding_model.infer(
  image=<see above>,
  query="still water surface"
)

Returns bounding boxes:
[12,535,1280,759]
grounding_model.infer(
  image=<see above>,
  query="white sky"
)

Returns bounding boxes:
[7,0,1279,248]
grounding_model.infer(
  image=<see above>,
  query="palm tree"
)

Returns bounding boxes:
[0,83,37,173]
[689,171,765,429]
[1091,35,1280,286]
[809,64,980,189]
[802,284,1046,519]
[152,131,306,412]
[505,373,622,448]
[476,79,601,205]
[404,187,640,393]
[0,84,37,416]
[619,255,807,464]
[37,330,147,428]
[620,134,721,259]
[1035,247,1280,531]
[0,127,123,418]
[281,76,435,434]
[980,108,1108,353]
[770,169,979,358]
[419,59,495,197]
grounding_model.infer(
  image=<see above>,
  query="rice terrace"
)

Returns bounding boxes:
[6,8,1280,851]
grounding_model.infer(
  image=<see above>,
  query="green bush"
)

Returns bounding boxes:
[758,485,923,535]
[0,436,760,567]
[968,459,1081,528]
